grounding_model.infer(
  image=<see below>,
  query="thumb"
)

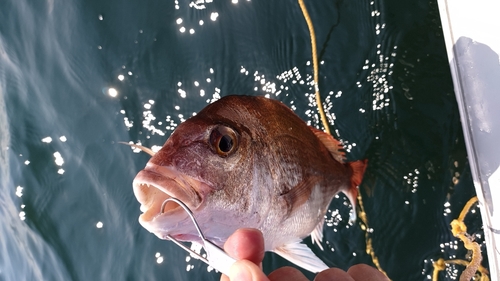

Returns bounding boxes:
[228,260,270,281]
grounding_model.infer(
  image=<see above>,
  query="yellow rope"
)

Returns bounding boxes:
[432,259,489,281]
[432,196,489,281]
[450,197,483,281]
[298,3,488,281]
[432,258,446,281]
[357,192,391,279]
[297,0,330,135]
[297,1,388,277]
[457,196,478,222]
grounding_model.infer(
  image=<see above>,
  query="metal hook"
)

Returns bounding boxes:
[160,197,236,276]
[160,197,206,240]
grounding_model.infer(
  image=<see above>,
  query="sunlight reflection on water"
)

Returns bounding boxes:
[0,0,486,280]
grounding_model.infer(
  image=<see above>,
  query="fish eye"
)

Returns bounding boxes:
[209,125,238,157]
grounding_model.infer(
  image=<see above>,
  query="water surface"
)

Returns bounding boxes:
[0,0,487,280]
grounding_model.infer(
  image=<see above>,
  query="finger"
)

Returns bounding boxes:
[221,274,230,281]
[347,264,390,281]
[268,266,309,281]
[314,268,355,281]
[224,228,265,265]
[225,260,270,281]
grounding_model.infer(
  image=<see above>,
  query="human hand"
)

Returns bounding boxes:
[220,228,390,281]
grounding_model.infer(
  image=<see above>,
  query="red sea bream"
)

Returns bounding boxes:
[132,95,367,273]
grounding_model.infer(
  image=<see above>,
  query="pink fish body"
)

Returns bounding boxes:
[132,95,366,272]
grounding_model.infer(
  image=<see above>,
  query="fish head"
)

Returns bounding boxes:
[133,96,277,245]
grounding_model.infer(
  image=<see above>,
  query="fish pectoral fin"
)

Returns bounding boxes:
[273,241,329,273]
[280,177,316,216]
[310,220,324,251]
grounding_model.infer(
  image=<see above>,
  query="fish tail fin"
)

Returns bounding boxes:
[344,159,368,223]
[349,159,367,190]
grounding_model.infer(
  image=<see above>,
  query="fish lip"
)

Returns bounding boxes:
[132,165,211,238]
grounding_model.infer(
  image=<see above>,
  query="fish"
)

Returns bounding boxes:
[132,95,367,273]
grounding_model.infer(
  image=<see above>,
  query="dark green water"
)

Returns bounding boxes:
[0,0,487,280]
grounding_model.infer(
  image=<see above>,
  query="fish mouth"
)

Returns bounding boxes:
[132,164,209,240]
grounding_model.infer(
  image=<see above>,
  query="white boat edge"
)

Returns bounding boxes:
[437,0,500,280]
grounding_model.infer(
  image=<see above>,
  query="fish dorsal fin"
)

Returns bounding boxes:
[309,127,345,162]
[342,159,368,223]
[280,177,316,216]
[310,219,324,251]
[273,241,329,273]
